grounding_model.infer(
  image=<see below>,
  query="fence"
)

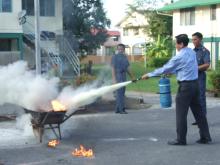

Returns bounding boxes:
[80,55,144,64]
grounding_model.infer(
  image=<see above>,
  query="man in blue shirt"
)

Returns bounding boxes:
[141,34,211,145]
[111,44,134,114]
[191,32,210,125]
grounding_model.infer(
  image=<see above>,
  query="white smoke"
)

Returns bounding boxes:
[0,114,36,148]
[0,61,132,112]
[16,114,34,136]
[57,81,132,112]
[0,61,59,111]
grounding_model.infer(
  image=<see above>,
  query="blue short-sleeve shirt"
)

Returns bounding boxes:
[111,53,129,82]
[194,45,210,66]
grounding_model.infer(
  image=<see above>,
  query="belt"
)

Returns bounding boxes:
[199,71,206,74]
[178,79,197,84]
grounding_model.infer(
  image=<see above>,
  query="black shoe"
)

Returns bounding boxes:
[168,140,186,146]
[192,122,198,125]
[196,138,212,144]
[115,111,120,114]
[119,111,128,114]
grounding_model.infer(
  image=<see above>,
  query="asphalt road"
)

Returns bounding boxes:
[0,93,220,165]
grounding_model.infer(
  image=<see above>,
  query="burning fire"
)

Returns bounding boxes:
[51,100,66,111]
[72,145,94,158]
[48,139,60,148]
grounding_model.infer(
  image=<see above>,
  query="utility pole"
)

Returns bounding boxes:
[34,0,41,74]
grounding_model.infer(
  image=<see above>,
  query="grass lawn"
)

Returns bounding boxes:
[92,61,214,94]
[126,61,178,93]
[92,62,178,94]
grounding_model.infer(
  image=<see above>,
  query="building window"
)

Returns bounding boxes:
[0,0,12,12]
[22,0,55,16]
[40,0,55,16]
[112,36,119,41]
[180,8,195,25]
[133,28,139,35]
[123,28,128,36]
[22,0,34,15]
[105,47,115,56]
[0,39,11,51]
[210,5,216,20]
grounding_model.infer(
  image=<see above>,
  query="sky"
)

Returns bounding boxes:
[102,0,134,29]
[102,0,174,29]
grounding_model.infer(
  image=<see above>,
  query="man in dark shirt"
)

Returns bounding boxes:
[191,32,210,125]
[111,44,134,114]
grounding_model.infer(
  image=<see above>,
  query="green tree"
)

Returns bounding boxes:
[129,0,172,40]
[63,0,111,54]
[145,34,174,67]
[146,35,172,58]
[143,11,172,41]
[127,0,173,67]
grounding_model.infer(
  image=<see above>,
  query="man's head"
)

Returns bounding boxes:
[117,44,126,54]
[192,32,203,48]
[175,34,189,51]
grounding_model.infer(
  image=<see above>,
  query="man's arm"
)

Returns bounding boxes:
[127,67,135,80]
[111,67,116,83]
[111,55,116,83]
[199,63,210,71]
[141,55,180,79]
[199,48,210,71]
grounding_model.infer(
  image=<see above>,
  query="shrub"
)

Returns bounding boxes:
[147,57,170,67]
[75,73,96,86]
[145,35,173,59]
[144,34,173,68]
[208,61,220,95]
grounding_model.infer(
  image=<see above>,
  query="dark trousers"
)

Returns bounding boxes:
[198,72,207,115]
[176,80,211,143]
[115,86,126,112]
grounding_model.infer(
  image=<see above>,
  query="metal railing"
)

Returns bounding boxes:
[0,51,20,65]
[22,21,80,77]
[62,38,80,76]
[23,22,63,75]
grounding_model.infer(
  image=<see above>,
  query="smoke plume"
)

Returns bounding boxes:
[0,61,131,112]
[57,81,131,112]
[0,61,59,111]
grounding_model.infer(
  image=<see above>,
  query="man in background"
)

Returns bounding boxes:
[111,44,134,114]
[191,32,210,125]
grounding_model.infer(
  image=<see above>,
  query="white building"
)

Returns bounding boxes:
[116,11,151,55]
[0,0,23,65]
[159,0,220,69]
[0,0,80,76]
[96,30,121,56]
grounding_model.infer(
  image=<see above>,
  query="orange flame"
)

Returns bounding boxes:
[72,145,94,157]
[51,100,66,111]
[48,139,60,148]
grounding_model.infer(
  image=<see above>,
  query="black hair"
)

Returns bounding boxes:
[117,43,126,49]
[175,34,189,46]
[192,32,203,39]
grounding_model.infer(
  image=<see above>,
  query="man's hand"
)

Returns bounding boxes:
[112,79,117,84]
[132,79,137,83]
[141,74,149,80]
[199,63,210,71]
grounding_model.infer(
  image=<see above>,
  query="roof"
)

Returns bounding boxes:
[103,40,121,47]
[116,10,151,27]
[159,0,220,11]
[107,31,120,36]
[116,15,130,27]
